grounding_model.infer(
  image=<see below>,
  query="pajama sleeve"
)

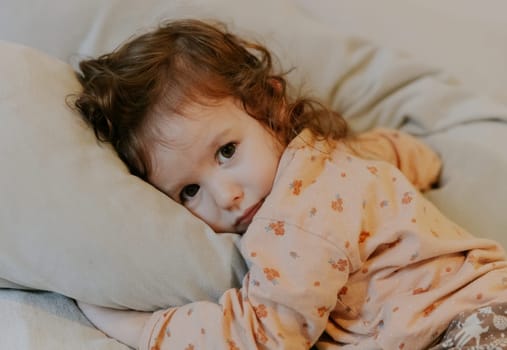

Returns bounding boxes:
[138,223,350,350]
[349,128,442,191]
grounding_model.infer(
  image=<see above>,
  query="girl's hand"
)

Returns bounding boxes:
[77,300,152,349]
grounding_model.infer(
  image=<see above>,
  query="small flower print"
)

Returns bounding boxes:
[338,286,348,296]
[379,200,389,208]
[309,207,317,217]
[254,304,268,318]
[401,192,413,204]
[266,221,285,236]
[263,267,280,284]
[328,258,348,271]
[290,179,303,195]
[331,195,344,212]
[367,166,378,175]
[317,306,330,317]
[185,345,195,350]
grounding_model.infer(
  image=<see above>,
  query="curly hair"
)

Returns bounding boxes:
[72,19,347,180]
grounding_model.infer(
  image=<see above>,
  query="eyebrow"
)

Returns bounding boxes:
[208,127,233,152]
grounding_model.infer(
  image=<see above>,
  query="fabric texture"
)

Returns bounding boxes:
[429,302,507,349]
[139,129,507,350]
[0,290,125,350]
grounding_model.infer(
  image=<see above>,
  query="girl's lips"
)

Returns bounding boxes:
[235,200,263,228]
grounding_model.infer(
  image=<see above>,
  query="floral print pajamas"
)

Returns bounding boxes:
[139,129,507,350]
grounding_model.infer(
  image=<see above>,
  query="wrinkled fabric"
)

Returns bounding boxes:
[139,129,507,350]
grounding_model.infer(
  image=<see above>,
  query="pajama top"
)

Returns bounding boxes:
[139,128,507,350]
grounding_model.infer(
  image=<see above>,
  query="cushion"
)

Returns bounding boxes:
[0,41,246,310]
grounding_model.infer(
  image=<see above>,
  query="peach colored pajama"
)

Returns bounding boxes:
[139,129,507,350]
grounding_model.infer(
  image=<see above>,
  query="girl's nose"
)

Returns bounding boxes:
[211,179,243,210]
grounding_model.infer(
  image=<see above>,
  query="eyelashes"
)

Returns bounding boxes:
[180,184,200,202]
[179,142,237,203]
[216,142,236,164]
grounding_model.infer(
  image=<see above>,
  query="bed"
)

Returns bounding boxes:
[1,0,506,349]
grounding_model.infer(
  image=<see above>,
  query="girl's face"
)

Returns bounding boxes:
[148,98,284,234]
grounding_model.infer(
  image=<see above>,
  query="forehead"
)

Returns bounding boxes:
[145,99,244,194]
[150,99,239,149]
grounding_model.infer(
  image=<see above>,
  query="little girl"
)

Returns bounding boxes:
[74,19,507,349]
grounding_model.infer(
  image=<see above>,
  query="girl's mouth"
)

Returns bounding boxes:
[235,200,264,230]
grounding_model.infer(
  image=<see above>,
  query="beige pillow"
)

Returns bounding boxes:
[0,41,246,310]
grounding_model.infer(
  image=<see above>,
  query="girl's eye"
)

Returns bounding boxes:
[217,142,236,163]
[180,184,200,202]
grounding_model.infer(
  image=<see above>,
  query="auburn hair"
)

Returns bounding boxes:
[72,19,347,180]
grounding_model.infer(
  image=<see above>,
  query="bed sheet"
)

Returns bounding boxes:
[0,290,128,349]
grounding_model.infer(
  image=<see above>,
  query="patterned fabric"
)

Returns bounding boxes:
[430,302,507,349]
[138,129,507,350]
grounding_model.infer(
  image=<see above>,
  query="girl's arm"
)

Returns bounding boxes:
[348,128,442,191]
[135,225,348,350]
[77,300,151,349]
[79,222,348,350]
